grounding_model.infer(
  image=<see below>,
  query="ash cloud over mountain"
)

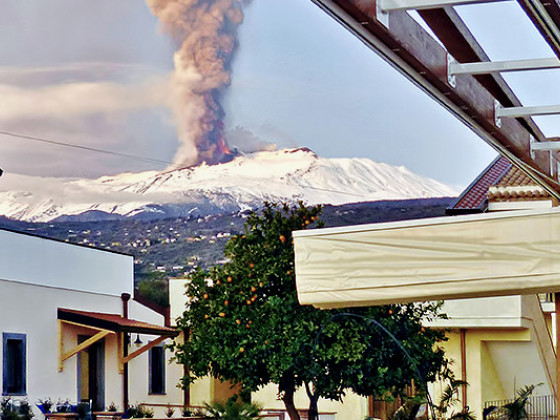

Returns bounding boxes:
[147,0,252,167]
[226,126,278,153]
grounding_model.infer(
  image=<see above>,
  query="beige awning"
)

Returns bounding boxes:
[294,208,560,309]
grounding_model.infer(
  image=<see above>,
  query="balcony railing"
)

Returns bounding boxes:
[484,395,556,420]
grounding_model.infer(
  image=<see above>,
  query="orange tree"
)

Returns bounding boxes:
[174,202,449,420]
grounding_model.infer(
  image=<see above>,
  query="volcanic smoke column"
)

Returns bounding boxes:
[147,0,249,166]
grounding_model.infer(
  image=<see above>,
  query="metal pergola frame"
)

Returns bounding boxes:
[310,0,560,411]
[312,0,560,199]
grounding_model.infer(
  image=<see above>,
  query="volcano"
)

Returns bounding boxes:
[0,148,457,222]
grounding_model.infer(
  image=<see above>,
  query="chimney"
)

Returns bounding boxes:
[121,293,131,318]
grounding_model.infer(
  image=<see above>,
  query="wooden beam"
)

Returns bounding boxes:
[122,336,167,365]
[118,332,125,374]
[555,292,560,410]
[58,319,115,372]
[311,0,560,198]
[60,319,114,333]
[419,6,553,132]
[519,0,560,59]
[58,320,64,372]
[61,330,112,363]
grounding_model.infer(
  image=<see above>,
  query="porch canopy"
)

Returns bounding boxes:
[294,208,560,309]
[57,308,178,373]
[58,308,178,337]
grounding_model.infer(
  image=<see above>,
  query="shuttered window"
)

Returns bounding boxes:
[149,346,165,395]
[3,333,26,396]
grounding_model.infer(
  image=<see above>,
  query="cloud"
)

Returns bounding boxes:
[225,126,277,153]
[0,77,171,120]
[0,66,179,178]
[0,62,167,87]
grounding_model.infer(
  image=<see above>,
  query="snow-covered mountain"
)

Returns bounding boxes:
[0,148,457,222]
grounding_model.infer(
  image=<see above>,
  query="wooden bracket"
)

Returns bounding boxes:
[118,336,167,374]
[58,320,114,372]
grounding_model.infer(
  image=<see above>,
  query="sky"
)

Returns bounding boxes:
[2,0,556,192]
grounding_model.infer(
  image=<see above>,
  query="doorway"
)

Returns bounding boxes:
[77,335,105,411]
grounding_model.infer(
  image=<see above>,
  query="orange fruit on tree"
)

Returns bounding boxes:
[251,286,256,292]
[246,300,252,305]
[224,300,229,306]
[219,312,226,317]
[279,235,286,243]
[236,319,241,325]
[203,293,209,299]
[249,263,255,268]
[227,276,232,283]
[239,347,244,353]
[204,314,209,319]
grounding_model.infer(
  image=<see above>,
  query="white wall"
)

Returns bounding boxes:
[169,279,189,327]
[427,295,527,328]
[0,275,181,413]
[1,279,126,409]
[0,229,132,296]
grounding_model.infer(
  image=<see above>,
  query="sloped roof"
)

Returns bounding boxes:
[488,165,550,201]
[448,156,554,213]
[58,308,178,337]
[447,156,511,214]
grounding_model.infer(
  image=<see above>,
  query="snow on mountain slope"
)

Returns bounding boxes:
[0,148,457,222]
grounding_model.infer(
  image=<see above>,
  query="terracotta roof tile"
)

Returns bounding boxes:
[495,165,538,188]
[448,156,511,213]
[58,308,178,337]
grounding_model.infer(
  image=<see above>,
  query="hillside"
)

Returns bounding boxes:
[0,197,455,281]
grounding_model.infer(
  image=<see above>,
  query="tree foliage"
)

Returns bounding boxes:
[174,202,449,420]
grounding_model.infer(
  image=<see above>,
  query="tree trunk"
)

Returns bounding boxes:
[281,383,300,420]
[308,396,319,420]
[305,382,319,420]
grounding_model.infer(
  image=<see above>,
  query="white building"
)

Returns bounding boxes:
[0,228,182,415]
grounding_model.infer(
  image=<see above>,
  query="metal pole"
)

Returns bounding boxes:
[555,292,560,417]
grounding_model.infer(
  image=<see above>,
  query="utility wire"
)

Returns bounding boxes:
[0,130,183,169]
[0,129,412,200]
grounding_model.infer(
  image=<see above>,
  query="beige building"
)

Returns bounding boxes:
[293,156,560,419]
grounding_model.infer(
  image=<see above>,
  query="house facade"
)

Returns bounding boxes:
[0,228,181,416]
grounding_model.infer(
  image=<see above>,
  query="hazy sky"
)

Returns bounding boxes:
[3,0,556,191]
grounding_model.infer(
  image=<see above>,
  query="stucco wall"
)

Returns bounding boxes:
[0,280,180,415]
[434,328,547,420]
[0,229,132,296]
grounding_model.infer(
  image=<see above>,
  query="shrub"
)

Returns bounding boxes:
[201,399,262,420]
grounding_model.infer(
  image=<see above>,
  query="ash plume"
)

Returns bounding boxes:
[147,0,249,166]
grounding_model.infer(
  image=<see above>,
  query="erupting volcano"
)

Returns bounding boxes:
[147,0,249,166]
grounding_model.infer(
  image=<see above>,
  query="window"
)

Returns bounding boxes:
[149,346,165,394]
[3,333,26,396]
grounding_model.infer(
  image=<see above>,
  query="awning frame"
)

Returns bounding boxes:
[57,308,178,373]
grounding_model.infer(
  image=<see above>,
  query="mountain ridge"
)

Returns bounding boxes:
[0,148,456,222]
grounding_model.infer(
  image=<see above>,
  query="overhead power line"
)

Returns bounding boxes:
[0,129,391,199]
[0,130,181,169]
